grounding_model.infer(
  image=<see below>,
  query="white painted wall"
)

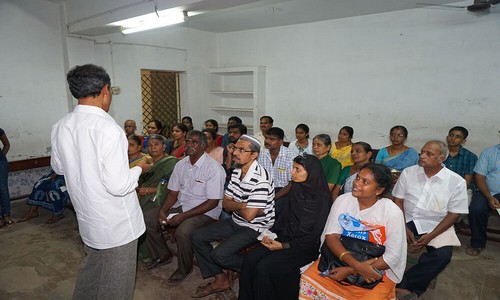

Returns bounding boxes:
[0,0,69,161]
[2,0,498,161]
[85,27,217,134]
[1,0,217,160]
[216,5,500,154]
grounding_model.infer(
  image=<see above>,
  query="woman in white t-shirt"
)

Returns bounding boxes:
[288,123,313,156]
[299,163,407,300]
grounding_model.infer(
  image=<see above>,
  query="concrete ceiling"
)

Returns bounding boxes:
[65,0,471,36]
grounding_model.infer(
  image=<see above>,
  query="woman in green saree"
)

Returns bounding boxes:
[136,134,178,261]
[136,134,178,209]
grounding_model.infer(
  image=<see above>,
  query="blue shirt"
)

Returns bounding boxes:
[258,145,294,188]
[444,146,478,188]
[474,144,500,195]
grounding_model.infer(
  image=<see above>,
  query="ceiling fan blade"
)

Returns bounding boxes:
[467,2,491,11]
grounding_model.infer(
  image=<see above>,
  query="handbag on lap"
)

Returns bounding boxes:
[318,214,386,289]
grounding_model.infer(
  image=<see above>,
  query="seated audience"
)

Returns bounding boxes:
[288,123,313,156]
[331,126,355,168]
[312,134,342,192]
[18,169,69,224]
[124,119,143,140]
[190,135,274,298]
[467,143,500,256]
[255,116,274,150]
[143,119,163,153]
[258,127,294,216]
[393,140,468,299]
[136,134,177,209]
[375,125,419,173]
[239,154,332,300]
[222,116,243,163]
[224,123,248,171]
[169,123,188,159]
[202,128,223,164]
[182,116,194,132]
[444,126,478,195]
[144,131,225,286]
[204,119,223,146]
[300,163,406,300]
[128,135,149,168]
[332,141,373,199]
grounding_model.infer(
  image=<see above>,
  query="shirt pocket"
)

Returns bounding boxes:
[416,188,449,214]
[191,180,206,197]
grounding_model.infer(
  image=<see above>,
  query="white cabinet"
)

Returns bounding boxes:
[209,66,265,135]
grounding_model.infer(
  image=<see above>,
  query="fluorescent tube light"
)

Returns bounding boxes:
[111,9,186,34]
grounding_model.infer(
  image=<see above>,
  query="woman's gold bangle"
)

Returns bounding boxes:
[339,251,351,262]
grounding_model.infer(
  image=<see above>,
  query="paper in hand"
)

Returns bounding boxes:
[257,229,277,241]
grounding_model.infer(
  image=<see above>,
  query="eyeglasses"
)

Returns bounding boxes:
[232,147,253,154]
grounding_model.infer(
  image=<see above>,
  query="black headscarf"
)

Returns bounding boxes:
[274,154,332,252]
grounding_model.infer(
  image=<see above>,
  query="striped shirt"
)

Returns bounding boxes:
[227,160,275,232]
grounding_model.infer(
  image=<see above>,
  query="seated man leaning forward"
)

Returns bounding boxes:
[190,135,275,298]
[143,130,226,285]
[393,140,468,299]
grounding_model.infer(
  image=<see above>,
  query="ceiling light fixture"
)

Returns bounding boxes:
[111,8,188,35]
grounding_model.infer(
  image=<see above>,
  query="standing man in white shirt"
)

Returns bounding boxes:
[51,64,151,300]
[392,140,468,299]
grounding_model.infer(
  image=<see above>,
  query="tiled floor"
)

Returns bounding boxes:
[1,200,499,300]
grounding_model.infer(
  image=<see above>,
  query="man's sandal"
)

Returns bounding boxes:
[465,246,484,256]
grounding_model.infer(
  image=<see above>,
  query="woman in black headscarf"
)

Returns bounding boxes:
[238,154,333,300]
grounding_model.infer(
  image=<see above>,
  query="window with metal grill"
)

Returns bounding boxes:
[141,70,180,137]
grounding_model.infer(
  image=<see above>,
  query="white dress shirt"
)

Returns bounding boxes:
[51,105,145,249]
[392,165,468,235]
[167,153,226,220]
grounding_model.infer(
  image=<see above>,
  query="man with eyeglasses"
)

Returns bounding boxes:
[142,130,226,286]
[191,135,275,298]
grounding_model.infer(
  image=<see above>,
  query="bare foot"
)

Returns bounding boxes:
[18,206,39,223]
[46,214,65,224]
